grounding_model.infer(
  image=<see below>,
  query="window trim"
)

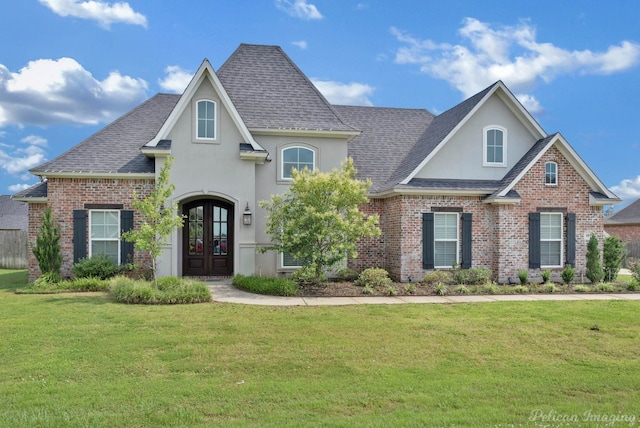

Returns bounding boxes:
[281,252,303,269]
[279,145,316,181]
[540,212,563,268]
[545,161,558,186]
[89,209,121,265]
[434,212,459,268]
[483,125,507,167]
[194,99,217,142]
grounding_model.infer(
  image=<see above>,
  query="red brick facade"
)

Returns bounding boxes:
[605,224,640,243]
[27,177,154,281]
[351,145,604,283]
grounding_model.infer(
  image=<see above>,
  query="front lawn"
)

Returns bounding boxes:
[1,269,639,427]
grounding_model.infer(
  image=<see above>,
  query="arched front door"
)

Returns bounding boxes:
[183,199,234,276]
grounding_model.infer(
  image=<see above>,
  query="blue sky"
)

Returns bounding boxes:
[1,1,640,209]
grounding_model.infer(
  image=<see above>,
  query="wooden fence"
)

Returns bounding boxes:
[0,230,28,269]
[625,242,640,267]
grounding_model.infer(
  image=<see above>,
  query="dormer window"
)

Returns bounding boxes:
[545,162,558,186]
[196,100,216,140]
[483,126,507,167]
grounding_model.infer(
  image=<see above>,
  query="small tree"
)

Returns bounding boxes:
[260,158,380,283]
[585,234,604,284]
[603,235,626,282]
[122,156,184,287]
[32,206,63,281]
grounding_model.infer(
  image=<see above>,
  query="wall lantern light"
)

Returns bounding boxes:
[243,202,252,225]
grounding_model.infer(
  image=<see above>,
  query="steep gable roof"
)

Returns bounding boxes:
[31,94,179,176]
[334,105,433,192]
[605,198,640,224]
[217,44,357,134]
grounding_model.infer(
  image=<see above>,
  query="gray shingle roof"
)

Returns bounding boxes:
[217,44,356,132]
[31,94,179,175]
[12,181,48,200]
[0,194,28,230]
[605,198,640,224]
[334,105,433,192]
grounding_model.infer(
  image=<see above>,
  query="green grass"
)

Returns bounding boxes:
[233,274,299,296]
[2,269,640,427]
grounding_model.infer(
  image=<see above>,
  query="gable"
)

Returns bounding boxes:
[413,92,540,181]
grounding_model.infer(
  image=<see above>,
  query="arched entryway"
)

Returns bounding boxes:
[182,199,234,276]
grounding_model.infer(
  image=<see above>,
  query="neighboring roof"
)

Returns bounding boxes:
[31,94,179,176]
[0,195,28,230]
[605,198,640,225]
[334,105,433,192]
[12,181,48,202]
[217,44,357,133]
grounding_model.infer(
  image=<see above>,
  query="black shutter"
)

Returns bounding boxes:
[120,210,134,265]
[73,210,87,263]
[461,213,472,269]
[529,212,541,269]
[422,212,435,269]
[566,213,576,267]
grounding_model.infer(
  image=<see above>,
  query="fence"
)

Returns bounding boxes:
[624,241,640,267]
[0,230,28,269]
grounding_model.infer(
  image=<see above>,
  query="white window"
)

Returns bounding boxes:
[196,100,216,140]
[483,126,507,167]
[281,252,303,268]
[90,210,120,264]
[545,162,558,186]
[434,212,459,268]
[281,146,315,179]
[540,213,563,267]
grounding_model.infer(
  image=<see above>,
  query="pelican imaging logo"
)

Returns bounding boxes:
[529,409,637,427]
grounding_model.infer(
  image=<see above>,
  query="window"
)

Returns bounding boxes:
[281,252,304,268]
[540,213,563,267]
[434,212,459,268]
[196,100,216,140]
[282,146,315,179]
[483,126,506,166]
[545,162,558,186]
[90,210,120,264]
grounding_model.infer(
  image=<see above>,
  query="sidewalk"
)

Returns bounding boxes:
[207,278,640,306]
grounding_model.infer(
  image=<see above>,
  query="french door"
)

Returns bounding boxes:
[183,200,233,276]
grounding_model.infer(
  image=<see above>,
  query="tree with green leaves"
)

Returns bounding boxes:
[122,156,184,287]
[585,233,604,284]
[32,206,63,281]
[260,158,380,283]
[603,235,626,282]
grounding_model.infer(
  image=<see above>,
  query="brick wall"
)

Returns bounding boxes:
[27,177,155,281]
[605,224,640,243]
[352,144,604,283]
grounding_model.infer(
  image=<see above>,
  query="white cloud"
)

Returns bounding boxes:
[39,0,147,29]
[312,79,375,106]
[0,57,148,127]
[0,142,47,176]
[275,0,323,20]
[391,18,640,110]
[158,65,193,94]
[611,176,640,201]
[8,183,32,193]
[292,40,308,50]
[21,135,48,147]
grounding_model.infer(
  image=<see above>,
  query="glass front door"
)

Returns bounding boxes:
[183,200,233,276]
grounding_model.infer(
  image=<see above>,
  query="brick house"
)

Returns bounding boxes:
[14,43,620,282]
[605,199,640,263]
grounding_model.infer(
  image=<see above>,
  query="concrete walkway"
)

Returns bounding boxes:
[207,278,640,306]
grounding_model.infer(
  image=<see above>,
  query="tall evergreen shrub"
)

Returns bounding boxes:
[32,206,63,281]
[585,234,604,284]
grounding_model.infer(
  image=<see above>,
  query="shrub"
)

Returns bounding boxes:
[482,282,500,295]
[562,264,575,284]
[110,276,211,304]
[541,269,551,283]
[451,264,469,285]
[585,234,604,284]
[362,285,375,295]
[466,268,492,285]
[518,269,529,285]
[629,261,640,285]
[385,285,397,296]
[404,283,416,294]
[603,236,626,282]
[595,283,618,293]
[573,285,592,293]
[626,282,639,291]
[66,277,110,292]
[512,285,529,294]
[435,283,449,296]
[292,266,324,285]
[543,283,556,293]
[233,275,299,297]
[73,255,121,280]
[454,285,470,294]
[355,268,392,288]
[32,206,62,280]
[423,270,452,285]
[335,267,359,282]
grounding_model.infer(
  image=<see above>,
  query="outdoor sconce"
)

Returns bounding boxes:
[243,202,252,225]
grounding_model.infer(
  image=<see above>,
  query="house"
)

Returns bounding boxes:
[14,43,620,283]
[1,194,28,269]
[0,195,28,231]
[605,198,640,263]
